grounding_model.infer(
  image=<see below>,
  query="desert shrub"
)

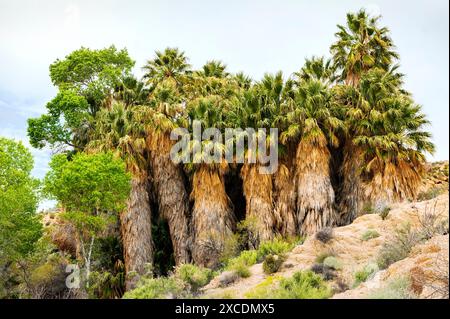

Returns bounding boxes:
[88,268,125,299]
[217,271,240,288]
[376,224,421,269]
[417,203,449,239]
[417,186,447,201]
[245,271,332,299]
[361,229,380,241]
[262,254,285,274]
[176,264,214,291]
[353,263,379,287]
[334,278,349,293]
[225,250,258,278]
[310,264,335,281]
[315,250,335,264]
[233,263,251,278]
[379,207,390,220]
[122,276,191,299]
[220,233,242,264]
[256,237,296,261]
[362,202,376,215]
[367,276,415,299]
[315,227,334,243]
[323,256,343,270]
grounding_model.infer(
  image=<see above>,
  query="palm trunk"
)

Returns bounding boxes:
[120,175,153,290]
[336,140,364,226]
[191,165,235,268]
[273,153,297,238]
[295,139,335,235]
[148,134,191,265]
[241,164,276,248]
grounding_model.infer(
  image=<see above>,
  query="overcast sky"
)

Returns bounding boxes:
[1,0,448,190]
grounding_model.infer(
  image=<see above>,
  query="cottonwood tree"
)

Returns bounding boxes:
[43,152,130,288]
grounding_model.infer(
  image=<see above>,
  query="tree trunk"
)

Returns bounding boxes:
[191,165,235,268]
[336,141,364,226]
[149,134,191,265]
[241,164,276,248]
[295,140,335,235]
[273,157,297,238]
[120,175,153,290]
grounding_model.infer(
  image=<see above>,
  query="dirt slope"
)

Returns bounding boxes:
[202,193,449,299]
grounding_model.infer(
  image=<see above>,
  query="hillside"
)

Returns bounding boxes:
[199,162,449,299]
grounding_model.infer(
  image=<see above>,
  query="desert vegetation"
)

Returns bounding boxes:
[0,9,445,299]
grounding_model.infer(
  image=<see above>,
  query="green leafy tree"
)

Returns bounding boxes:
[44,152,131,287]
[28,46,135,150]
[0,137,42,297]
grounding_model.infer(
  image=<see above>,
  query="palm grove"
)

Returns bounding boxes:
[2,10,434,296]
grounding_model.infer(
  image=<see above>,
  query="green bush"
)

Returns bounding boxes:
[315,251,335,264]
[323,256,343,270]
[417,186,447,201]
[353,263,379,287]
[367,276,415,299]
[245,271,332,299]
[176,264,214,291]
[361,229,380,241]
[225,250,258,278]
[257,238,295,261]
[262,254,285,274]
[122,276,190,299]
[376,224,421,269]
[380,207,390,220]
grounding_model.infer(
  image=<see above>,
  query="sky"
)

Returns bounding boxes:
[0,0,448,208]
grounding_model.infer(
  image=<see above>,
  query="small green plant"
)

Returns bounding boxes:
[417,186,447,201]
[376,224,421,269]
[380,207,390,220]
[176,264,214,291]
[367,276,415,299]
[122,276,190,299]
[225,250,258,278]
[245,271,332,299]
[256,237,296,261]
[323,256,343,271]
[362,202,376,215]
[361,229,380,241]
[315,227,334,243]
[315,250,335,264]
[262,254,285,274]
[353,263,379,287]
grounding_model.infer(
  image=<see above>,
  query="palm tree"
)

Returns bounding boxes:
[142,49,193,265]
[330,9,399,225]
[294,56,337,86]
[282,76,343,235]
[88,102,153,290]
[187,96,235,268]
[139,80,192,266]
[228,72,293,246]
[143,47,192,90]
[354,68,435,202]
[331,9,399,87]
[114,76,151,107]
